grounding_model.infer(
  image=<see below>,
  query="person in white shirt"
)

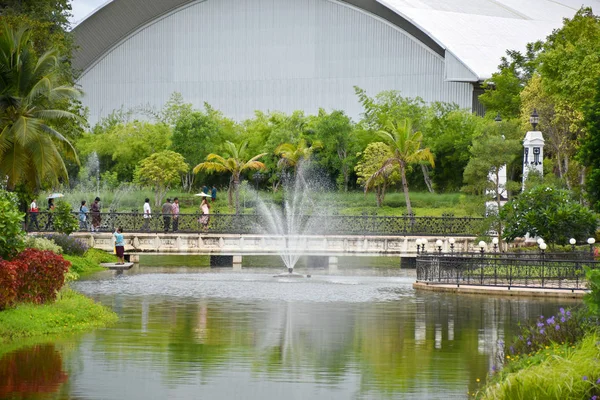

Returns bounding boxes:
[29,199,39,231]
[142,198,152,231]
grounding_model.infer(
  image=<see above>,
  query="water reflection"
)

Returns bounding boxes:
[0,344,68,399]
[3,269,577,400]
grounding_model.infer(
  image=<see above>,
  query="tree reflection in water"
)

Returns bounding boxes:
[0,344,68,397]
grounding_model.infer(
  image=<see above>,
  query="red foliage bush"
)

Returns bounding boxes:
[13,249,71,305]
[0,260,18,310]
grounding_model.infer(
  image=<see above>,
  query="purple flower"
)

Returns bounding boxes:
[540,329,545,335]
[560,308,565,315]
[537,322,544,328]
[527,341,532,346]
[561,317,566,323]
[583,376,588,381]
[547,316,555,325]
[555,325,560,331]
[510,345,515,354]
[591,396,597,400]
[567,310,571,317]
[596,378,600,384]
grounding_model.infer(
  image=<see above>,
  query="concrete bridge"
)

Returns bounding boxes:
[74,232,478,269]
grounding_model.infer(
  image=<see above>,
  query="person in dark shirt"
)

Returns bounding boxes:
[211,186,217,202]
[162,198,172,233]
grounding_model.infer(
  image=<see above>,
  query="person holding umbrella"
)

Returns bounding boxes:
[195,193,211,231]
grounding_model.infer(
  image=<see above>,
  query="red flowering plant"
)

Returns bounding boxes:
[0,260,19,310]
[13,249,71,304]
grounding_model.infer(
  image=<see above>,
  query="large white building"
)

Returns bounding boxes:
[73,0,600,124]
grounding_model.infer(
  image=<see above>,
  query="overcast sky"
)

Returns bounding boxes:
[70,0,109,26]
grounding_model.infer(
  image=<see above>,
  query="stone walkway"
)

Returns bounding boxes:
[413,281,587,299]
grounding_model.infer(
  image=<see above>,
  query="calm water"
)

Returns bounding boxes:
[1,263,574,400]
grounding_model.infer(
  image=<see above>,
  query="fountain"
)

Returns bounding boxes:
[87,152,101,198]
[254,164,328,277]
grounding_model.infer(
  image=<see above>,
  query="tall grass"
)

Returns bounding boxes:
[478,333,600,400]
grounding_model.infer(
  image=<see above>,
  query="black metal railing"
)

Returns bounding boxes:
[416,253,599,290]
[25,211,483,236]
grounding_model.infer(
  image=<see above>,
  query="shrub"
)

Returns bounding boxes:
[45,234,88,256]
[52,200,79,235]
[505,308,585,359]
[0,189,25,259]
[0,260,18,310]
[584,266,600,316]
[14,249,71,304]
[24,236,62,254]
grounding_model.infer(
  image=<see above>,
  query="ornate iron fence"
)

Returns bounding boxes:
[25,211,483,236]
[416,253,599,290]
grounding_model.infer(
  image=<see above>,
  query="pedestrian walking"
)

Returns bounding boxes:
[79,200,89,230]
[200,197,210,231]
[29,198,39,231]
[202,185,209,195]
[211,186,217,203]
[172,197,180,232]
[44,198,55,230]
[91,197,101,232]
[162,198,172,233]
[143,198,152,231]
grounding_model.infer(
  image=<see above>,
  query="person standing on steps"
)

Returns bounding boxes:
[143,198,152,231]
[91,197,101,232]
[162,198,172,233]
[29,198,39,231]
[113,227,125,264]
[172,197,180,232]
[200,197,210,231]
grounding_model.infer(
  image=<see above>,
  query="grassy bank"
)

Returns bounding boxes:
[0,288,117,346]
[477,333,600,399]
[63,248,117,277]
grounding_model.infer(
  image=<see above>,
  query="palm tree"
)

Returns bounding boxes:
[193,141,266,213]
[0,23,82,190]
[368,119,434,216]
[275,139,322,176]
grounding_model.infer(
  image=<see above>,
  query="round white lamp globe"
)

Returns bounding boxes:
[569,238,576,245]
[588,238,596,245]
[539,242,547,250]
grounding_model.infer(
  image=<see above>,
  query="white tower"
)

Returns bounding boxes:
[522,109,545,190]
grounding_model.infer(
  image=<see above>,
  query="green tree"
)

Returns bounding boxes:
[0,23,81,191]
[78,121,172,182]
[422,104,483,191]
[500,185,598,245]
[52,199,78,235]
[308,109,358,191]
[135,151,189,207]
[355,142,400,207]
[275,139,322,176]
[193,141,266,213]
[372,119,434,216]
[580,78,600,212]
[171,104,237,191]
[0,189,25,259]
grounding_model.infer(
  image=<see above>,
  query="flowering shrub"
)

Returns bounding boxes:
[45,234,88,256]
[14,249,71,304]
[24,236,62,254]
[0,260,19,310]
[505,308,585,358]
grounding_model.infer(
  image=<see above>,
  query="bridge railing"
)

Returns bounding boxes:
[416,253,599,290]
[25,211,483,236]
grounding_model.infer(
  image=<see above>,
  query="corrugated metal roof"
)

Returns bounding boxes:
[378,0,600,80]
[73,0,600,80]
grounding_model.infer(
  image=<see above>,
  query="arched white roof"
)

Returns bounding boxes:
[378,0,600,80]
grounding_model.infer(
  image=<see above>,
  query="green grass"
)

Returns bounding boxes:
[0,288,118,346]
[477,333,600,399]
[63,248,117,276]
[41,188,481,216]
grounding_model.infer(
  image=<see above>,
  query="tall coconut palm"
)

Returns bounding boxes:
[368,119,434,216]
[275,139,322,176]
[193,141,266,213]
[0,23,81,190]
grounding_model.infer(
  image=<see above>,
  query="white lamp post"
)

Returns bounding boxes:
[435,239,443,254]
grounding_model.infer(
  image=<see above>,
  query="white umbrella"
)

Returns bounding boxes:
[194,193,211,197]
[46,193,64,199]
